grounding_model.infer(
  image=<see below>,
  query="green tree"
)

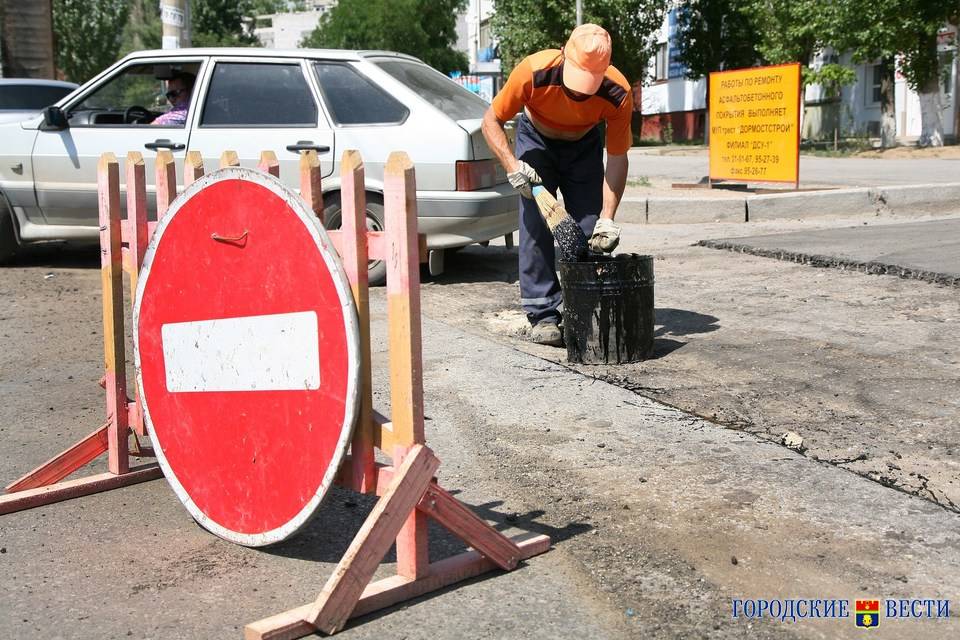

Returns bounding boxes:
[491,0,666,82]
[120,0,161,54]
[834,0,955,147]
[301,0,469,74]
[674,1,760,78]
[53,0,130,83]
[744,0,853,87]
[192,0,259,47]
[672,1,762,142]
[748,0,955,147]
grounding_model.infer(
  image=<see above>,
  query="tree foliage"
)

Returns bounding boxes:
[192,0,260,47]
[301,0,469,74]
[673,0,760,79]
[53,0,131,83]
[491,0,666,82]
[120,0,161,54]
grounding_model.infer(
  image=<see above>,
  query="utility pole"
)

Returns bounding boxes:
[159,0,187,49]
[576,0,582,26]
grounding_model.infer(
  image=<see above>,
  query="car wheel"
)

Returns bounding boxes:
[322,193,387,286]
[0,203,18,265]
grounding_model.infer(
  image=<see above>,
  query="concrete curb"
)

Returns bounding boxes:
[617,182,960,224]
[746,188,874,220]
[648,197,745,224]
[870,183,960,215]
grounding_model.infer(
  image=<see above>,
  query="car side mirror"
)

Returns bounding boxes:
[41,106,69,131]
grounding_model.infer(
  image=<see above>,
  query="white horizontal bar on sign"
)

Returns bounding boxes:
[161,311,320,393]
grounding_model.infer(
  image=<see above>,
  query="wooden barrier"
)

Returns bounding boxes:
[0,151,166,514]
[0,148,550,635]
[241,148,548,638]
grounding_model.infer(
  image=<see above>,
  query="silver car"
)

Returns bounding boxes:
[0,79,78,124]
[0,49,516,282]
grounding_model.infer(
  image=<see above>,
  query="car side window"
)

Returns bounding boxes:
[201,62,317,126]
[68,62,200,127]
[313,62,409,125]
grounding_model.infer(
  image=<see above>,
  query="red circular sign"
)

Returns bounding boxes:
[134,168,359,546]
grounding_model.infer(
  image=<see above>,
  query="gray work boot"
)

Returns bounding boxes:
[530,320,563,347]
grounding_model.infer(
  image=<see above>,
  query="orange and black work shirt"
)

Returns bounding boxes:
[492,49,634,155]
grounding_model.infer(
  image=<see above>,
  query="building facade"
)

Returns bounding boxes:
[803,28,957,143]
[638,7,706,142]
[253,0,336,49]
[451,0,502,102]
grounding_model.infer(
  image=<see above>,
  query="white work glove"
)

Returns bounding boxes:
[507,160,542,199]
[588,218,621,253]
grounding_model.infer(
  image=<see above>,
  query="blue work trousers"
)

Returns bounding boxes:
[515,114,604,325]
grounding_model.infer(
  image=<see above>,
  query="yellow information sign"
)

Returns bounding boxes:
[709,63,801,185]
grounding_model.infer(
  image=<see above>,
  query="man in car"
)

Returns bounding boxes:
[152,72,195,126]
[481,24,632,346]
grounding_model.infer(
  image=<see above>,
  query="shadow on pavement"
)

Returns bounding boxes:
[10,245,98,269]
[426,245,519,286]
[264,486,590,565]
[648,308,720,359]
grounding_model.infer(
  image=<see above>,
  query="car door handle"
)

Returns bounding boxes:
[145,139,186,151]
[286,141,330,153]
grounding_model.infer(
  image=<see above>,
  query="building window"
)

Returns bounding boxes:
[869,64,883,104]
[655,42,668,82]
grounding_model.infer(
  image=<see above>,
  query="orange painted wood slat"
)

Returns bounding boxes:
[305,444,439,634]
[417,483,522,570]
[338,150,376,494]
[0,464,163,516]
[125,152,149,273]
[97,153,130,475]
[4,423,109,493]
[395,445,429,579]
[155,150,177,220]
[383,151,428,579]
[127,400,144,438]
[184,150,204,187]
[219,149,240,168]
[298,150,323,222]
[257,150,280,177]
[243,533,551,640]
[125,151,149,436]
[384,151,425,447]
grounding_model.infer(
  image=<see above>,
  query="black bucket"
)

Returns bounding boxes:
[559,254,654,364]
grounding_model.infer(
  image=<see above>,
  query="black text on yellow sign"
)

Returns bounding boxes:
[709,63,801,184]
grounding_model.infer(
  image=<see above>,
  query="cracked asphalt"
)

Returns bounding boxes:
[421,212,960,514]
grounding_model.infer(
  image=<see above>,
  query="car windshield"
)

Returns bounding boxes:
[373,59,488,120]
[0,84,74,110]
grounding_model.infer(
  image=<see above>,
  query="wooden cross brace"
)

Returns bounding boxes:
[245,444,550,639]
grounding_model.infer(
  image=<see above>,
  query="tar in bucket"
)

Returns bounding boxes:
[559,254,655,364]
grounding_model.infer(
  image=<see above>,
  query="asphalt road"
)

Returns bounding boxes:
[3,209,960,639]
[626,149,960,187]
[700,218,960,286]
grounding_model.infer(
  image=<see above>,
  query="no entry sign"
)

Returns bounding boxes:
[133,168,360,546]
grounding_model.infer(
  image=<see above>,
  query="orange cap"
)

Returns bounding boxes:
[562,24,612,95]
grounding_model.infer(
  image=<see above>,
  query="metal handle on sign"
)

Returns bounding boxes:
[286,140,330,153]
[211,230,248,247]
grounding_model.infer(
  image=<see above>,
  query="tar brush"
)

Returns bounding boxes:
[531,186,588,262]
